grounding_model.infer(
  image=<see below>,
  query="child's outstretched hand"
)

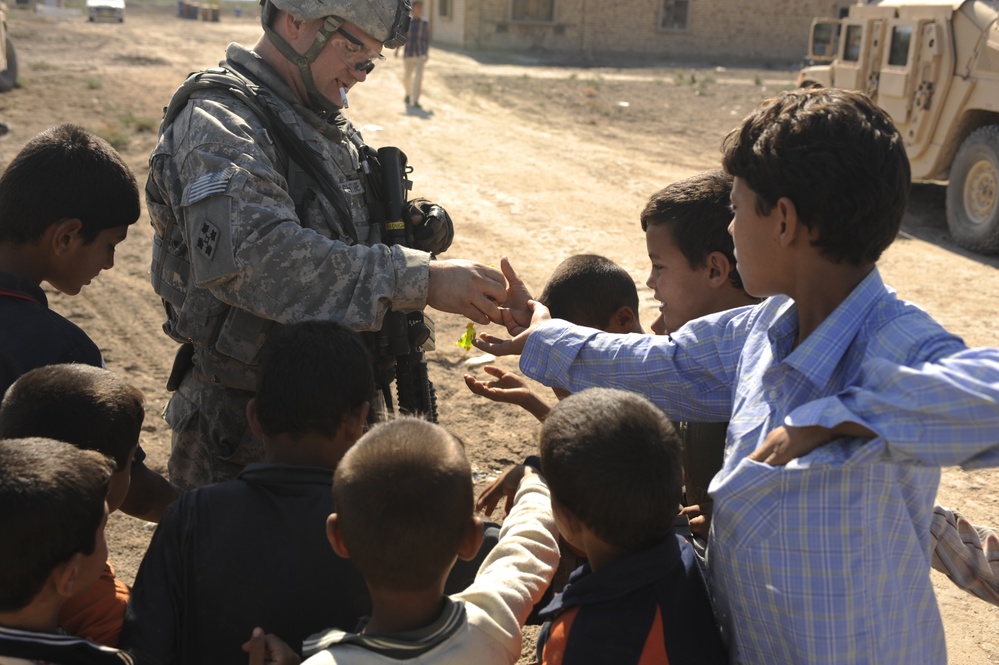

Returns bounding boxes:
[243,627,300,665]
[476,464,533,517]
[473,299,552,357]
[500,256,535,330]
[463,366,552,421]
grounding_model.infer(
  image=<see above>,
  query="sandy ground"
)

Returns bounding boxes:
[3,5,998,662]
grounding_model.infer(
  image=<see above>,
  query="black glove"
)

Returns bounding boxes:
[407,198,454,256]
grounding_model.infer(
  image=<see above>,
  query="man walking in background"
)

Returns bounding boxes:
[402,0,429,108]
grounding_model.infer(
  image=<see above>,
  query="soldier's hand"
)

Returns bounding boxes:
[428,259,506,324]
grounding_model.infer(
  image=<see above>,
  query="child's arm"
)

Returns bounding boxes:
[498,256,536,331]
[756,347,999,468]
[748,422,876,466]
[243,627,301,665]
[458,469,560,660]
[930,505,999,607]
[473,298,552,357]
[120,460,182,523]
[475,463,530,517]
[463,366,552,422]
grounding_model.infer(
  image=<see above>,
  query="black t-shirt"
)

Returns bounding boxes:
[0,270,104,396]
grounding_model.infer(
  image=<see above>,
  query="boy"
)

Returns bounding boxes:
[464,254,642,421]
[642,170,755,337]
[528,388,726,664]
[121,321,374,665]
[0,123,175,525]
[0,364,159,647]
[479,88,999,663]
[641,170,758,547]
[295,416,560,664]
[0,437,133,664]
[0,124,138,395]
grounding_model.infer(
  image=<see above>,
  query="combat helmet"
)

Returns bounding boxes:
[258,0,411,116]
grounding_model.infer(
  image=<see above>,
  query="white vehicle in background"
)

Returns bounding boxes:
[0,0,16,92]
[799,0,999,254]
[87,0,125,22]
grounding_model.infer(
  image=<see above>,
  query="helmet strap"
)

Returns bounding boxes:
[261,4,344,119]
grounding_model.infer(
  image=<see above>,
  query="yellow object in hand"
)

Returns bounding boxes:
[456,322,476,351]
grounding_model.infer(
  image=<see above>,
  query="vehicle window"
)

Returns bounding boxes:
[844,25,863,61]
[888,25,912,66]
[812,23,838,57]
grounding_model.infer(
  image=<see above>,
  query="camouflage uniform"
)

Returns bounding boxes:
[148,43,430,489]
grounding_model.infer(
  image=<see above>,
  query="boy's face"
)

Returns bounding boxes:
[645,223,721,334]
[77,502,110,595]
[106,445,137,514]
[50,224,129,296]
[727,177,781,298]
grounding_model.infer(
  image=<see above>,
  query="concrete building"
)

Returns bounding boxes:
[427,0,852,63]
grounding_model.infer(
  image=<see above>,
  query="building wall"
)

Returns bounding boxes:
[443,0,849,63]
[430,0,467,45]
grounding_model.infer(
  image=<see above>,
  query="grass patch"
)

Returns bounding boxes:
[83,77,103,90]
[94,122,131,151]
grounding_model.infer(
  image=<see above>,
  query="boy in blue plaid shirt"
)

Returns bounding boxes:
[476,88,999,664]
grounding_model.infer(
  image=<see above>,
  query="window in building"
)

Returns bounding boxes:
[888,26,912,66]
[439,0,451,19]
[659,0,689,31]
[511,0,554,22]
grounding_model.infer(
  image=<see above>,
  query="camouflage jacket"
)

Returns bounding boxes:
[148,43,430,391]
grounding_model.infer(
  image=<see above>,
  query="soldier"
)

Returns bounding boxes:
[147,0,506,490]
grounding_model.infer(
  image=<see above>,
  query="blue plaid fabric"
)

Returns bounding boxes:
[404,18,430,58]
[521,268,999,664]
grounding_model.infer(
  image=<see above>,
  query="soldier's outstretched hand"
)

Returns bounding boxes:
[428,259,506,324]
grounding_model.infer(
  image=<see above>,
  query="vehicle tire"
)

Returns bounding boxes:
[946,125,999,254]
[0,37,17,93]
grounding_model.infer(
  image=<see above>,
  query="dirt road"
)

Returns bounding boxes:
[3,5,998,662]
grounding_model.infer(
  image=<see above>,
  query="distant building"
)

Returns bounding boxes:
[427,0,852,64]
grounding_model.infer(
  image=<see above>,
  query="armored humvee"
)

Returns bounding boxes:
[799,0,999,253]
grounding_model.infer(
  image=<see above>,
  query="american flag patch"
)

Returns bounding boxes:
[188,167,236,203]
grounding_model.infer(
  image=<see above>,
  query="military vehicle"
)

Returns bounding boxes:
[0,0,16,93]
[798,0,999,254]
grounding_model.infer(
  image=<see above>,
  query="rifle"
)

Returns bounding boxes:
[372,146,439,423]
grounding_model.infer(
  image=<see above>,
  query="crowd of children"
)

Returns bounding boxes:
[2,87,999,665]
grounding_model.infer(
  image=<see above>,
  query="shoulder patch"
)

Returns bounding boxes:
[188,166,237,205]
[195,221,221,259]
